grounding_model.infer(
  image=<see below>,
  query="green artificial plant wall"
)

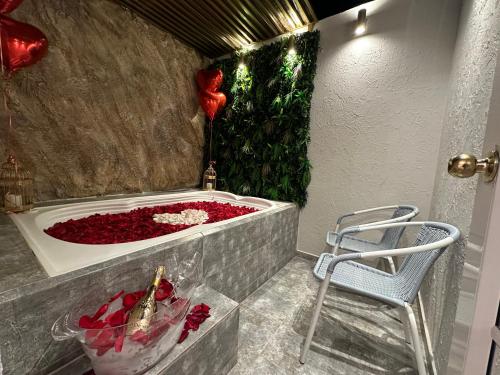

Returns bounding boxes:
[210,31,320,207]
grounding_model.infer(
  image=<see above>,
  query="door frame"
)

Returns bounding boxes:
[455,51,500,374]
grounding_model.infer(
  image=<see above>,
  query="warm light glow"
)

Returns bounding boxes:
[293,26,309,35]
[354,9,367,36]
[354,25,366,36]
[238,62,246,69]
[241,43,255,53]
[288,48,296,56]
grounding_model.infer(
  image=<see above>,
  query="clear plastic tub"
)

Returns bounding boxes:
[52,253,201,375]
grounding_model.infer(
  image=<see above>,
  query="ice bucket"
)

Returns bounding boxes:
[52,253,200,375]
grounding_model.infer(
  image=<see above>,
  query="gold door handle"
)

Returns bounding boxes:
[448,149,499,182]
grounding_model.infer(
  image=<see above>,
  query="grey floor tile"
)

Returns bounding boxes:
[231,256,418,375]
[229,356,289,375]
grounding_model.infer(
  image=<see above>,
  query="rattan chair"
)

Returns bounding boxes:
[327,205,419,273]
[300,221,460,375]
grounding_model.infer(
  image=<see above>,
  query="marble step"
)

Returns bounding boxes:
[50,285,239,375]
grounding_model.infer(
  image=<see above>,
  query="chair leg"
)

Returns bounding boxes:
[417,292,437,375]
[387,257,412,344]
[399,307,413,344]
[404,303,427,375]
[299,271,332,364]
[386,256,397,274]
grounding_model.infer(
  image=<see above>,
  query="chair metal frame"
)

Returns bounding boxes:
[332,205,420,234]
[328,204,419,274]
[300,221,460,375]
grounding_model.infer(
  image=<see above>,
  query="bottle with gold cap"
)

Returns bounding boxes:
[126,266,165,335]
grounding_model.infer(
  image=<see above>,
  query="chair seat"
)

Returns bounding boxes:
[313,253,409,306]
[326,231,382,252]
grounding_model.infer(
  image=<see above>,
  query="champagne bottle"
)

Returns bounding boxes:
[126,266,165,335]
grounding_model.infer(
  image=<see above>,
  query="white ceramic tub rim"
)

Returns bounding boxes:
[10,191,280,277]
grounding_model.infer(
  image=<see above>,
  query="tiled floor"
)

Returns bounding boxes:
[229,256,418,374]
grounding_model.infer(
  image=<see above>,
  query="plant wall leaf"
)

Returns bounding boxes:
[207,31,320,208]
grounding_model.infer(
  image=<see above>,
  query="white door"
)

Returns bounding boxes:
[446,47,500,374]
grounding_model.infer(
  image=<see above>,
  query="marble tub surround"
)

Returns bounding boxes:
[0,213,46,295]
[52,285,239,375]
[230,257,418,375]
[203,204,299,302]
[0,233,203,375]
[12,190,277,276]
[0,194,298,374]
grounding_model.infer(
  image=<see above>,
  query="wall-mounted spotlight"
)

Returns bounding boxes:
[287,35,296,55]
[238,53,246,69]
[354,9,367,36]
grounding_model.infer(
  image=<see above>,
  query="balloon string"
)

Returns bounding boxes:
[209,119,213,163]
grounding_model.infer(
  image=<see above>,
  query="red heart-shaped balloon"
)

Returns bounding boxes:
[198,91,219,121]
[0,14,48,73]
[198,90,226,121]
[0,0,23,14]
[213,91,226,112]
[196,69,223,92]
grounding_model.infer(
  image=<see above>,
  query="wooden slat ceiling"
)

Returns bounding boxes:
[117,0,317,58]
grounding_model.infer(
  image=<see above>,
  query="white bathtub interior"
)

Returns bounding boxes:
[9,191,279,277]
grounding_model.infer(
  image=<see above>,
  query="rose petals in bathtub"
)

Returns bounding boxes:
[44,201,257,244]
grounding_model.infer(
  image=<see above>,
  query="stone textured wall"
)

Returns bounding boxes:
[0,0,206,201]
[298,0,461,255]
[422,0,500,372]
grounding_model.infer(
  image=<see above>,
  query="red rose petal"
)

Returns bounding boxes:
[191,303,210,314]
[78,283,211,354]
[91,303,109,321]
[104,308,127,327]
[178,329,189,343]
[90,328,115,356]
[79,316,107,329]
[130,330,149,345]
[109,290,125,303]
[114,328,125,353]
[155,279,174,301]
[123,290,146,310]
[177,304,211,343]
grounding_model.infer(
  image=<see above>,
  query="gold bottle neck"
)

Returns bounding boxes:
[151,266,165,287]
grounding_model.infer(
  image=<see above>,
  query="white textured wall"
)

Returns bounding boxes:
[422,0,500,371]
[298,0,461,255]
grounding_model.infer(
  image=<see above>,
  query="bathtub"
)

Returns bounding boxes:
[10,190,279,277]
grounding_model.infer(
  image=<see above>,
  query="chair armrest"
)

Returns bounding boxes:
[334,205,401,232]
[327,221,459,273]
